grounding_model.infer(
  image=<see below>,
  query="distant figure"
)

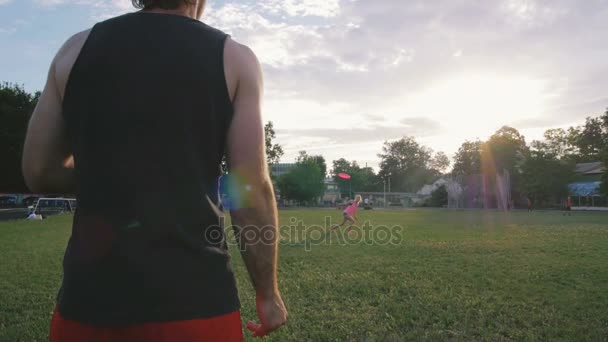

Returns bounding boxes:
[564,195,573,216]
[22,0,287,340]
[331,195,362,234]
[26,212,42,220]
[527,197,533,212]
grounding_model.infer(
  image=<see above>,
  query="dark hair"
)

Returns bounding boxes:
[131,0,195,9]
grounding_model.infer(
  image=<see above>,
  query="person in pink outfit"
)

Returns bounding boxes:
[331,195,362,234]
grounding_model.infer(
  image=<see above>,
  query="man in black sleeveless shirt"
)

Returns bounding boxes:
[22,0,287,340]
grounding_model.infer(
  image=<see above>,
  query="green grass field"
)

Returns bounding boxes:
[1,209,607,341]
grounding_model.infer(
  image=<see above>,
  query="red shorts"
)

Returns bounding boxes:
[49,307,244,342]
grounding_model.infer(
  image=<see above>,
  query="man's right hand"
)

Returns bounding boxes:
[247,293,288,338]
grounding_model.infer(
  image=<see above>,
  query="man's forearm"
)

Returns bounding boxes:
[231,179,279,298]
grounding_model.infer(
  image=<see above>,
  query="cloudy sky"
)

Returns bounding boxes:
[1,0,607,168]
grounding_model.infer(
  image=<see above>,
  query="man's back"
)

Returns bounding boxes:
[23,2,287,338]
[57,12,239,326]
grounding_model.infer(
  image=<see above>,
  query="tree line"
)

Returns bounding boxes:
[271,112,608,206]
[2,83,607,207]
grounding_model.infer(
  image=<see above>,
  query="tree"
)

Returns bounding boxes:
[331,159,381,195]
[428,185,448,207]
[521,142,573,206]
[297,151,327,178]
[482,126,529,199]
[277,159,324,204]
[356,166,381,192]
[568,116,606,162]
[0,83,39,192]
[540,128,573,160]
[599,149,608,196]
[332,158,354,195]
[452,140,482,177]
[265,121,284,165]
[430,151,451,174]
[601,109,608,195]
[483,126,528,174]
[377,136,436,192]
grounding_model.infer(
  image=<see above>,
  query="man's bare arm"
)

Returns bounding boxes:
[224,38,287,337]
[22,30,89,194]
[22,57,74,193]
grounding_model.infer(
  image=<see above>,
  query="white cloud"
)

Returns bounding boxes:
[206,3,325,68]
[22,0,608,166]
[34,0,97,7]
[201,0,608,165]
[502,0,569,29]
[32,0,132,17]
[0,0,13,5]
[261,0,340,18]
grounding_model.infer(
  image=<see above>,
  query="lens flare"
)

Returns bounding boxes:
[219,172,255,210]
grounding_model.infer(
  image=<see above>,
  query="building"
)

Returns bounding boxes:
[568,162,606,208]
[322,178,340,204]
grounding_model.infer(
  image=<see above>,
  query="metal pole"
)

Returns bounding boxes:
[388,177,391,193]
[383,179,386,208]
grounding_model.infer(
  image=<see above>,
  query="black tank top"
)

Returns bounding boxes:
[58,12,239,326]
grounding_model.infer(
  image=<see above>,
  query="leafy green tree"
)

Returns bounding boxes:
[482,126,529,199]
[331,159,381,195]
[541,128,574,160]
[377,137,436,192]
[297,151,327,178]
[265,121,284,165]
[277,159,324,204]
[567,116,606,162]
[428,185,448,207]
[602,109,608,195]
[483,126,528,174]
[430,151,451,174]
[356,166,381,192]
[332,158,354,195]
[0,83,39,192]
[452,140,483,177]
[599,149,608,196]
[521,141,573,206]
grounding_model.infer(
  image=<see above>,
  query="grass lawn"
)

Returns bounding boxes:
[1,209,607,341]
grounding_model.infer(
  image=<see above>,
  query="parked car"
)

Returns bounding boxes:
[0,195,18,207]
[28,198,77,218]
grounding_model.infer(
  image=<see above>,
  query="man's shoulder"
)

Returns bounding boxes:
[53,29,92,98]
[198,21,230,38]
[60,29,92,55]
[224,38,261,77]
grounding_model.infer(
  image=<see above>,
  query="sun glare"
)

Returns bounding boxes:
[406,74,548,137]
